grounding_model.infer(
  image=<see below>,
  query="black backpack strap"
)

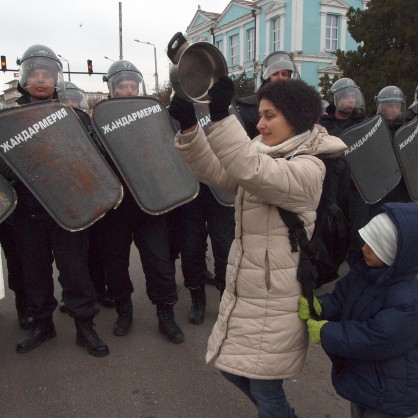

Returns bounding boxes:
[328,201,348,242]
[277,207,314,260]
[323,158,349,244]
[276,206,319,319]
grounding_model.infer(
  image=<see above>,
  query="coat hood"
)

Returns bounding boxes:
[377,202,418,282]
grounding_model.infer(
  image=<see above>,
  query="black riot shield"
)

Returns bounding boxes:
[91,97,199,215]
[0,102,123,231]
[193,102,239,207]
[339,114,402,204]
[393,117,418,202]
[0,174,17,223]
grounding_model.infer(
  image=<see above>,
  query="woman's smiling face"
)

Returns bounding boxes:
[256,98,295,147]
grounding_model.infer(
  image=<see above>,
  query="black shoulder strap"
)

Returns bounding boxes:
[321,157,349,244]
[276,206,319,319]
[277,207,314,260]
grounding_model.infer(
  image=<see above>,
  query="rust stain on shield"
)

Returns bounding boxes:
[0,102,123,230]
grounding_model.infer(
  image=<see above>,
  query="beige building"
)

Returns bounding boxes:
[1,80,20,108]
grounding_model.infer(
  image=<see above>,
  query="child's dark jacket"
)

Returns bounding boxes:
[318,202,418,417]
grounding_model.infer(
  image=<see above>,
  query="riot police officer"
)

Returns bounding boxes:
[236,51,299,139]
[101,60,184,343]
[375,85,406,134]
[319,77,366,136]
[261,50,299,82]
[2,45,109,357]
[58,81,115,311]
[318,78,367,263]
[346,85,411,260]
[58,81,89,111]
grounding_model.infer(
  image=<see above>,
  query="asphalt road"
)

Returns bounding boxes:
[0,247,352,418]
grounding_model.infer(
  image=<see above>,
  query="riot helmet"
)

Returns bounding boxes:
[375,85,406,126]
[17,44,64,97]
[408,85,418,113]
[321,99,330,114]
[58,81,89,111]
[261,51,299,83]
[103,60,145,97]
[329,77,365,116]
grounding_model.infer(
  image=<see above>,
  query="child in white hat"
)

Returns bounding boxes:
[299,202,418,418]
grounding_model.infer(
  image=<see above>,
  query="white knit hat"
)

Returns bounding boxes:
[358,213,398,266]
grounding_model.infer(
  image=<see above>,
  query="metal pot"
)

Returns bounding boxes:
[167,32,228,103]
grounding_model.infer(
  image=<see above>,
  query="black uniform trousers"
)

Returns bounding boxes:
[170,184,235,290]
[0,222,23,292]
[88,215,109,295]
[0,222,27,312]
[103,192,178,305]
[13,214,97,321]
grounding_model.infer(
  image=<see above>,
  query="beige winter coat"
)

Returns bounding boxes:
[175,115,347,380]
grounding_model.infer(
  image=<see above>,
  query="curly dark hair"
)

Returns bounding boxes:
[256,79,322,135]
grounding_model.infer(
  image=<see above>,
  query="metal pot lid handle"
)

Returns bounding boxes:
[167,32,187,64]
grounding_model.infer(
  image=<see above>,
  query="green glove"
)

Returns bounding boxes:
[298,296,322,321]
[307,319,328,344]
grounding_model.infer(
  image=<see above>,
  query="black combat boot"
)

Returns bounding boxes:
[16,319,56,353]
[156,303,184,344]
[188,285,206,325]
[15,290,34,330]
[17,310,34,330]
[75,317,109,357]
[113,296,133,336]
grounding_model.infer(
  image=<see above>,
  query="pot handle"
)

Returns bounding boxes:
[167,32,187,64]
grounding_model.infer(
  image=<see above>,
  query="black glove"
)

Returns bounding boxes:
[208,76,234,121]
[168,94,197,132]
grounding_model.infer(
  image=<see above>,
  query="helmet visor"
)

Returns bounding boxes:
[108,71,145,97]
[262,52,297,80]
[58,88,89,111]
[333,87,365,114]
[377,102,405,125]
[19,56,64,93]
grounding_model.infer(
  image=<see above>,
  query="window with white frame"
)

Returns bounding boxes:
[216,39,223,53]
[247,28,255,61]
[229,34,239,66]
[326,14,339,50]
[319,1,350,52]
[272,18,280,51]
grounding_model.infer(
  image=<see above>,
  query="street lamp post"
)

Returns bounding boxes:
[58,54,71,81]
[133,39,159,95]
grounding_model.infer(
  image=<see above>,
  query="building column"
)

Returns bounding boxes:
[292,0,304,53]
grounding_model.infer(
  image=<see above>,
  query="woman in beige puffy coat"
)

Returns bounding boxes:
[169,78,347,418]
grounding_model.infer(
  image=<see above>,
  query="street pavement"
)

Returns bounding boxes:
[0,247,353,418]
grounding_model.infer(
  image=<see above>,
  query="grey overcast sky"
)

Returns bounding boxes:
[0,0,229,94]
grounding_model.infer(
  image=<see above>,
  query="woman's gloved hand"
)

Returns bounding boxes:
[208,76,234,121]
[168,94,197,132]
[298,296,322,321]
